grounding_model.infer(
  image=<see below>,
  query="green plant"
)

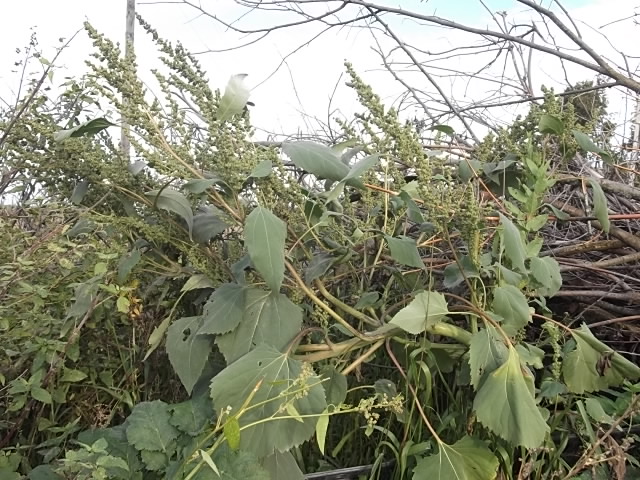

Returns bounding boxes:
[0,40,185,468]
[4,19,640,480]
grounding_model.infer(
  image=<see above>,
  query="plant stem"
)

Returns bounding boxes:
[342,339,385,375]
[285,260,368,340]
[314,279,379,327]
[385,338,444,443]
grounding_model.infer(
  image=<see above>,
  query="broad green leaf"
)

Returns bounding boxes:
[96,454,130,472]
[67,280,99,318]
[354,292,380,309]
[144,316,172,361]
[0,466,20,480]
[261,451,304,480]
[573,130,601,153]
[28,465,64,480]
[117,249,142,284]
[212,447,270,480]
[413,436,498,480]
[116,295,130,313]
[215,289,302,363]
[320,366,348,407]
[515,343,545,369]
[193,209,229,244]
[65,218,95,238]
[54,117,116,142]
[166,317,212,395]
[600,151,614,164]
[573,131,614,164]
[140,450,167,471]
[232,254,253,284]
[485,157,516,176]
[584,397,614,423]
[374,379,398,399]
[340,147,364,166]
[443,255,480,289]
[430,345,466,374]
[473,348,549,448]
[77,425,142,473]
[218,74,251,122]
[563,324,640,393]
[430,124,455,136]
[529,256,562,296]
[539,378,567,399]
[499,214,527,272]
[325,180,346,203]
[60,368,88,383]
[548,204,571,220]
[331,138,359,154]
[31,386,52,404]
[304,199,326,227]
[458,159,482,181]
[495,264,522,286]
[538,114,564,135]
[200,283,247,335]
[244,207,286,292]
[400,180,421,198]
[94,262,108,275]
[70,179,90,205]
[385,235,424,269]
[145,188,193,234]
[504,199,524,218]
[250,160,273,178]
[589,179,610,233]
[224,418,241,451]
[282,141,356,186]
[316,409,330,454]
[305,253,336,283]
[210,344,327,457]
[183,178,219,194]
[508,188,528,204]
[526,237,544,257]
[343,154,379,184]
[126,400,179,452]
[399,191,424,223]
[469,325,509,390]
[389,291,449,334]
[169,394,214,436]
[181,274,215,292]
[119,195,139,218]
[491,285,531,335]
[525,214,548,232]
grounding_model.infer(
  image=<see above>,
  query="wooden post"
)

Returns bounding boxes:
[121,0,135,160]
[633,96,640,177]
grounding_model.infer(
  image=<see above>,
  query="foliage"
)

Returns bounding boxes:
[2,19,640,480]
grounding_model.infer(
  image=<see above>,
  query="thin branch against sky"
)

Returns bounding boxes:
[160,0,639,143]
[1,0,638,145]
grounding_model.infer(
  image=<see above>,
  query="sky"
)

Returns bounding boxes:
[1,0,638,143]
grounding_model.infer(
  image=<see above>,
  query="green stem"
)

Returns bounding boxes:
[285,261,368,340]
[314,279,379,327]
[426,322,472,345]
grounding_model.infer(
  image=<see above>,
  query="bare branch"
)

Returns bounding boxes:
[366,8,480,143]
[517,0,640,92]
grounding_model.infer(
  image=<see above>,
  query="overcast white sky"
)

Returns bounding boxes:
[1,0,639,142]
